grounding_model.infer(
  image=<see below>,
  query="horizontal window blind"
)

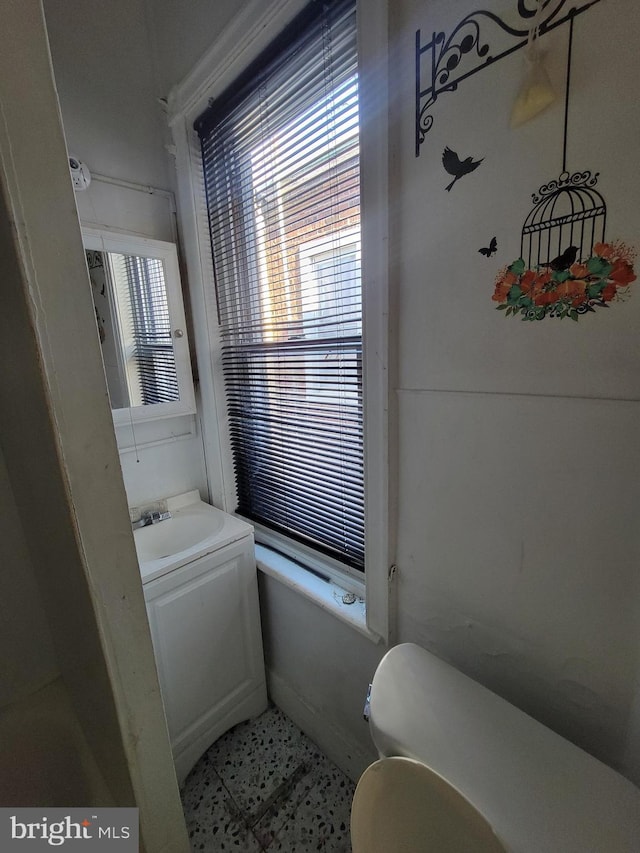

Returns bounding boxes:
[110,253,179,406]
[196,0,364,570]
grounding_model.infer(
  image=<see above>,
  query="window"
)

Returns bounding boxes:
[195,0,363,571]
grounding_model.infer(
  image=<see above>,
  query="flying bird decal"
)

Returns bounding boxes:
[442,146,484,191]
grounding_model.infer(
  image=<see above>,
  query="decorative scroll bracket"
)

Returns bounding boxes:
[415,0,601,156]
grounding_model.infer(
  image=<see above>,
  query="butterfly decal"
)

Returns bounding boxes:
[479,237,497,258]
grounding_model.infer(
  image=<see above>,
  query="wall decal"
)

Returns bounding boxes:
[549,245,577,270]
[415,0,602,156]
[442,147,483,191]
[479,237,498,257]
[86,249,107,343]
[492,241,636,321]
[490,10,636,321]
[86,249,104,270]
[521,169,605,268]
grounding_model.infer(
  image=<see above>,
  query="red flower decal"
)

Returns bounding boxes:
[492,241,636,321]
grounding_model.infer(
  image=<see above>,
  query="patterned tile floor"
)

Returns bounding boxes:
[181,705,355,851]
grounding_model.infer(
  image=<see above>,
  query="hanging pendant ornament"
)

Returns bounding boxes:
[510,2,556,128]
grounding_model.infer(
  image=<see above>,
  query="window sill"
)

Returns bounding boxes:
[255,544,382,643]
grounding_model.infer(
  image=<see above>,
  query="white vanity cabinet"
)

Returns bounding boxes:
[142,526,267,785]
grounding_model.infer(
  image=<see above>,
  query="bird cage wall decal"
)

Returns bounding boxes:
[490,9,636,322]
[492,169,635,321]
[520,170,606,271]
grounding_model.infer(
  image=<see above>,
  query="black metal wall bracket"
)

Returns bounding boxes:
[415,0,602,156]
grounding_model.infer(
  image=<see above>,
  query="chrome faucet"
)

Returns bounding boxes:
[132,508,172,529]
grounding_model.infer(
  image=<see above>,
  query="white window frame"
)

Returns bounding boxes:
[298,228,362,343]
[166,0,391,643]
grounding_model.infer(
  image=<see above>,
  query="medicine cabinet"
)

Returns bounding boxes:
[83,228,195,426]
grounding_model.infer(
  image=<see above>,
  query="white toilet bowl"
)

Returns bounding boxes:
[352,643,640,853]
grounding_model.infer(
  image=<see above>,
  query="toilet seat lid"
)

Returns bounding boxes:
[351,757,508,853]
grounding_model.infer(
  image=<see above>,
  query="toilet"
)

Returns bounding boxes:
[351,643,640,852]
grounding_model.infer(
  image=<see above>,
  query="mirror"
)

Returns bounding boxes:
[83,228,195,424]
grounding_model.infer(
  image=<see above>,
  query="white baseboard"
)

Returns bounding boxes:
[267,669,376,784]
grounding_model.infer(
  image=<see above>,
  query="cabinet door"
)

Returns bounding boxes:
[144,538,264,754]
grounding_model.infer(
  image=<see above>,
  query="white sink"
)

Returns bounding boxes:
[133,496,253,583]
[135,506,224,562]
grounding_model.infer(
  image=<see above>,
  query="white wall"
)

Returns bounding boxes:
[43,0,169,189]
[43,0,208,509]
[145,0,241,96]
[117,414,208,507]
[258,574,385,780]
[390,0,640,783]
[0,448,58,710]
[43,0,175,240]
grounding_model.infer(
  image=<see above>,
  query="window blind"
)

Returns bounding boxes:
[110,253,179,406]
[196,0,364,571]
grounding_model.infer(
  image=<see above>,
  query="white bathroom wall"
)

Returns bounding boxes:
[42,0,169,188]
[258,574,385,780]
[42,0,174,239]
[43,0,207,509]
[117,414,208,508]
[0,448,58,710]
[144,0,242,96]
[159,0,640,787]
[390,0,640,783]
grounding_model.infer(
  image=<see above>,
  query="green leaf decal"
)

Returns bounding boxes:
[587,257,612,277]
[586,281,605,299]
[508,258,525,276]
[507,285,522,303]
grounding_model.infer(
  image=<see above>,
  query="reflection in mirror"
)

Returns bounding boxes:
[87,249,179,409]
[83,229,195,424]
